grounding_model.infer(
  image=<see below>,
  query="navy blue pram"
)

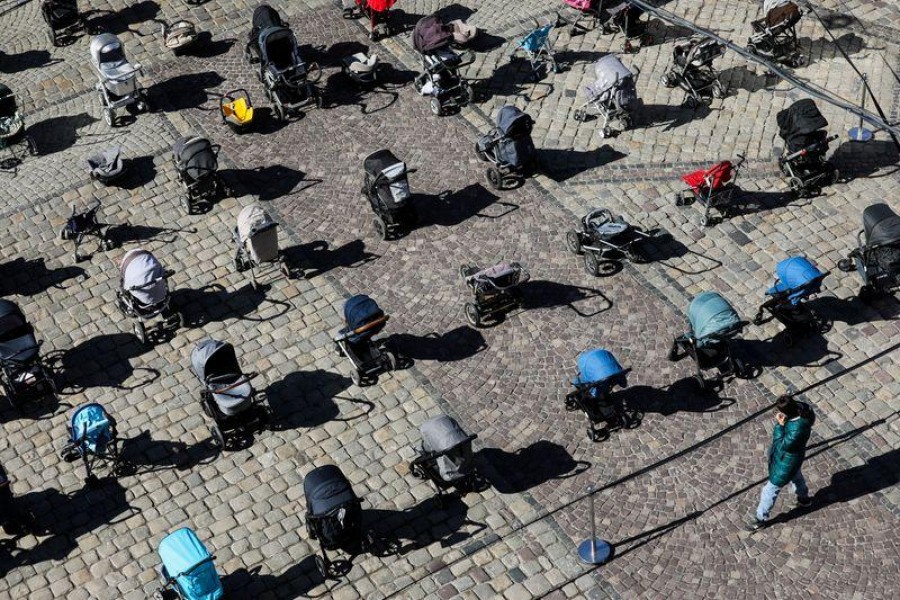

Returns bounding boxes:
[155,527,223,600]
[334,295,397,386]
[475,105,537,189]
[0,299,55,409]
[60,403,120,485]
[754,256,829,343]
[565,348,634,441]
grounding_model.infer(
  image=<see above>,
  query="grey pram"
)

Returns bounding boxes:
[573,55,639,138]
[83,146,126,184]
[233,204,292,288]
[410,414,477,502]
[116,249,181,344]
[0,84,38,172]
[90,33,149,127]
[475,105,537,190]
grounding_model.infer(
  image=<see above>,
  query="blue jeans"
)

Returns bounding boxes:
[755,470,809,521]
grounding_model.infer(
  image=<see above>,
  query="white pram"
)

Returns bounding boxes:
[116,249,181,343]
[90,33,149,127]
[573,54,640,138]
[233,204,293,288]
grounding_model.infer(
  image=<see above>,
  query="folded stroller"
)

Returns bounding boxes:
[116,249,181,344]
[59,199,114,262]
[161,20,200,55]
[668,291,747,390]
[0,84,38,171]
[341,51,382,86]
[173,136,230,213]
[304,464,376,578]
[776,99,838,197]
[362,149,417,240]
[0,300,55,409]
[566,208,653,274]
[357,0,397,40]
[0,462,27,536]
[512,19,561,80]
[675,155,745,227]
[90,33,149,128]
[475,105,537,189]
[233,204,291,287]
[40,0,84,47]
[662,36,727,107]
[413,16,474,116]
[566,348,633,441]
[838,204,900,299]
[334,295,397,387]
[191,339,265,450]
[607,1,654,53]
[411,414,477,501]
[573,55,640,138]
[748,0,804,67]
[460,262,530,327]
[219,89,255,132]
[155,528,224,600]
[754,256,829,344]
[60,403,120,485]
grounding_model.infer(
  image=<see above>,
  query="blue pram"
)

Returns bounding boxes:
[60,403,119,484]
[668,292,746,389]
[565,348,633,441]
[754,256,829,343]
[334,295,398,386]
[512,20,561,80]
[155,528,223,600]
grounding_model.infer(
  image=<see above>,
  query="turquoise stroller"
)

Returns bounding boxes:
[155,528,223,600]
[60,403,120,485]
[512,19,561,80]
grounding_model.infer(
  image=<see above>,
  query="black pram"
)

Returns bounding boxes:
[362,149,417,240]
[838,204,900,299]
[776,99,838,197]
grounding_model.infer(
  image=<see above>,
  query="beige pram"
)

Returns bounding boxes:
[233,204,293,287]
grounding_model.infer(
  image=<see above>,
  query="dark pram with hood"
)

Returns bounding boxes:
[607,1,654,53]
[362,149,417,240]
[475,105,537,190]
[41,0,84,47]
[838,203,900,299]
[0,300,55,409]
[410,414,477,501]
[60,403,120,485]
[334,295,398,386]
[0,84,38,172]
[754,256,829,344]
[566,348,634,441]
[662,36,727,107]
[776,99,838,197]
[173,136,229,213]
[748,0,805,67]
[412,15,474,116]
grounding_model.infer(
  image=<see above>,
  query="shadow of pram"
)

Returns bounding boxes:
[52,332,158,393]
[282,239,380,279]
[265,369,374,430]
[0,257,85,296]
[622,378,736,420]
[27,113,98,155]
[810,294,900,325]
[116,430,218,476]
[539,145,627,182]
[637,102,712,133]
[477,440,590,494]
[830,140,899,180]
[415,183,518,228]
[0,49,59,73]
[800,31,867,67]
[738,333,842,369]
[150,71,226,112]
[519,280,613,317]
[171,283,292,328]
[86,1,161,35]
[220,165,315,201]
[390,326,487,363]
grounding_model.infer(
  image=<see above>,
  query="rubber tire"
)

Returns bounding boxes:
[182,196,192,214]
[315,555,328,579]
[566,231,583,255]
[351,369,362,387]
[475,142,488,162]
[430,97,442,116]
[487,167,503,190]
[385,349,398,371]
[373,216,387,240]
[211,426,225,449]
[134,322,146,345]
[464,303,481,328]
[583,251,600,276]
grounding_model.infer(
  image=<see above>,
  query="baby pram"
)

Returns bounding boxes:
[668,291,747,390]
[90,33,149,128]
[675,155,745,227]
[304,464,376,578]
[838,203,900,299]
[566,208,654,274]
[59,199,114,262]
[362,149,417,240]
[0,300,55,409]
[219,89,255,132]
[566,348,633,441]
[191,339,266,451]
[475,105,537,189]
[161,20,200,56]
[173,136,229,214]
[357,0,397,40]
[41,0,84,47]
[607,1,654,53]
[233,204,291,288]
[60,403,120,485]
[776,99,838,197]
[410,414,477,503]
[748,0,804,67]
[82,146,126,184]
[154,528,224,600]
[662,36,727,107]
[573,55,639,138]
[753,256,829,344]
[412,15,474,116]
[333,295,398,387]
[116,249,181,344]
[460,261,530,327]
[512,18,561,80]
[0,84,38,171]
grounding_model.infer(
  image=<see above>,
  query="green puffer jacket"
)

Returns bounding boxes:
[767,402,815,486]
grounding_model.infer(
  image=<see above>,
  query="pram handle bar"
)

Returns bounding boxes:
[784,135,838,162]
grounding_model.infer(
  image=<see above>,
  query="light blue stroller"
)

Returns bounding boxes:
[60,403,120,485]
[512,19,561,80]
[565,348,634,441]
[155,528,223,600]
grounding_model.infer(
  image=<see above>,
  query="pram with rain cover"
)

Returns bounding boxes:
[668,291,747,390]
[173,136,230,214]
[219,89,255,132]
[362,149,417,240]
[0,300,55,409]
[90,33,149,128]
[459,261,530,327]
[60,403,120,485]
[566,208,654,275]
[776,99,838,197]
[838,203,900,299]
[116,249,181,344]
[748,0,805,67]
[573,54,639,138]
[675,155,746,227]
[334,295,398,387]
[41,0,84,47]
[59,199,115,262]
[607,1,654,53]
[512,18,561,80]
[154,528,223,600]
[82,146,126,184]
[753,256,829,345]
[566,348,634,441]
[475,105,537,189]
[233,204,292,288]
[191,339,266,451]
[410,414,477,502]
[412,15,474,117]
[662,36,727,107]
[0,84,38,171]
[357,0,397,40]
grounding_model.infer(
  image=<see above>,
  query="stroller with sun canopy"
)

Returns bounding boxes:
[662,36,727,107]
[748,0,804,67]
[0,300,55,409]
[512,19,561,80]
[412,15,474,116]
[675,155,745,227]
[753,256,829,345]
[363,149,417,240]
[668,291,747,390]
[116,249,181,344]
[566,348,633,441]
[838,204,900,299]
[154,528,223,600]
[334,295,398,387]
[0,84,38,171]
[776,99,838,197]
[475,105,537,189]
[60,403,120,485]
[410,414,478,502]
[573,54,639,138]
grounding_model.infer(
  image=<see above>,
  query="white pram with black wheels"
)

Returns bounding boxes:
[233,204,293,288]
[410,414,478,503]
[90,33,149,128]
[573,54,640,138]
[115,249,181,344]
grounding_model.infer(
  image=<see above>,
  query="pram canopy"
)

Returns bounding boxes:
[420,414,474,482]
[70,403,113,453]
[487,106,535,169]
[776,99,828,146]
[158,528,223,600]
[342,294,386,342]
[174,136,217,182]
[191,339,252,416]
[260,26,303,72]
[304,464,358,517]
[90,33,133,80]
[688,291,743,345]
[518,24,553,54]
[364,149,410,207]
[0,300,37,363]
[496,105,533,138]
[413,15,453,53]
[573,348,627,387]
[252,4,284,32]
[863,204,900,247]
[768,256,826,304]
[586,55,638,109]
[237,204,276,243]
[121,249,167,306]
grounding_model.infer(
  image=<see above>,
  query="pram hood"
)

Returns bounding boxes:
[0,300,37,363]
[863,203,900,247]
[304,464,358,517]
[573,348,627,387]
[259,26,303,71]
[252,4,284,31]
[191,339,252,416]
[420,414,474,482]
[237,204,276,242]
[158,528,223,600]
[413,15,453,53]
[496,105,534,138]
[90,34,135,80]
[364,149,405,178]
[768,256,826,304]
[776,99,828,143]
[83,146,123,177]
[70,403,113,452]
[174,136,217,181]
[121,248,168,305]
[586,55,637,104]
[688,291,743,344]
[341,294,386,342]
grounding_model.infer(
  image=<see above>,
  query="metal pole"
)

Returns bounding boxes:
[849,74,874,142]
[578,487,612,565]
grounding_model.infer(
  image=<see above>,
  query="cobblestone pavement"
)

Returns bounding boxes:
[1,0,899,599]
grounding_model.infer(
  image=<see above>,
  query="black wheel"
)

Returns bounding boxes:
[620,115,633,130]
[830,168,840,186]
[351,369,362,387]
[464,303,481,328]
[475,142,487,162]
[566,231,583,255]
[574,109,586,122]
[25,136,38,156]
[274,104,286,122]
[211,426,225,449]
[102,238,115,251]
[59,227,70,241]
[564,395,577,412]
[837,258,854,273]
[372,216,387,240]
[385,349,398,371]
[695,374,706,391]
[583,251,600,276]
[712,81,726,99]
[181,195,192,214]
[486,167,503,190]
[134,322,146,345]
[601,126,612,139]
[752,312,765,326]
[788,177,804,194]
[699,213,711,228]
[315,555,328,579]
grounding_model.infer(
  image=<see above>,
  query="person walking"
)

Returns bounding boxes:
[744,395,815,531]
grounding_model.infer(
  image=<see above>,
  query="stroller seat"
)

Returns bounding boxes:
[346,52,379,73]
[223,98,253,125]
[682,161,733,192]
[755,1,801,31]
[590,220,629,240]
[0,330,38,364]
[424,48,463,70]
[83,146,125,181]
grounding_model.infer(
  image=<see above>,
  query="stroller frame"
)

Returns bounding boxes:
[675,154,745,227]
[334,319,398,387]
[566,208,653,275]
[174,138,230,213]
[838,209,900,299]
[0,344,55,410]
[60,405,120,485]
[59,200,114,262]
[565,371,633,441]
[668,333,745,391]
[753,289,829,346]
[460,262,530,327]
[608,1,655,53]
[512,19,562,81]
[410,433,478,501]
[362,153,417,240]
[414,51,475,117]
[779,134,839,198]
[662,37,727,107]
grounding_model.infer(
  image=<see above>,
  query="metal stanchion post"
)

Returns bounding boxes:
[577,487,612,564]
[849,73,874,142]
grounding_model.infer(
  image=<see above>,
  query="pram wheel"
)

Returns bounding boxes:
[699,213,711,228]
[350,369,362,387]
[566,231,583,255]
[59,226,70,241]
[459,264,476,279]
[315,555,329,579]
[464,303,481,328]
[102,107,114,128]
[830,168,840,185]
[790,55,806,68]
[210,425,226,449]
[101,238,115,251]
[788,177,804,195]
[661,73,676,88]
[372,216,387,240]
[712,82,726,99]
[384,349,399,371]
[600,126,612,139]
[26,136,38,156]
[837,258,854,273]
[133,322,146,344]
[429,98,442,116]
[620,115,633,130]
[273,104,286,122]
[583,251,601,276]
[573,109,586,122]
[486,167,503,190]
[181,195,192,214]
[752,311,765,326]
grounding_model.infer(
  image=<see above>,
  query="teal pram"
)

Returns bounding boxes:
[60,403,120,485]
[512,19,561,80]
[155,528,223,600]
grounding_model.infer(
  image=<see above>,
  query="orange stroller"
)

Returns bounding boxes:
[675,155,745,227]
